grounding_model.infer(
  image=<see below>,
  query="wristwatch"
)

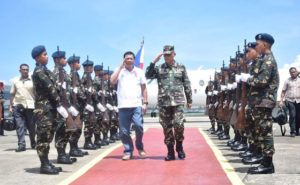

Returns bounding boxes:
[143,102,148,105]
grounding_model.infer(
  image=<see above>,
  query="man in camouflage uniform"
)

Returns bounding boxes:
[145,45,192,161]
[81,59,98,150]
[211,72,222,135]
[109,71,119,142]
[241,33,279,174]
[52,50,77,164]
[68,56,89,157]
[32,45,66,174]
[205,80,215,132]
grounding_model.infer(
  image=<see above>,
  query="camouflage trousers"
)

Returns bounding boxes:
[82,111,95,138]
[245,108,256,145]
[55,115,71,150]
[94,112,102,135]
[246,107,274,157]
[33,108,57,158]
[159,105,185,146]
[110,112,119,130]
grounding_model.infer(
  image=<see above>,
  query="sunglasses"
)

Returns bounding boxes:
[21,69,29,71]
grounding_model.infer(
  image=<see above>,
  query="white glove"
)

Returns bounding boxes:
[213,90,218,95]
[207,92,212,96]
[221,85,227,91]
[68,106,79,117]
[113,106,119,112]
[241,73,251,82]
[227,83,233,90]
[110,92,113,96]
[229,101,233,109]
[113,90,117,94]
[85,104,94,112]
[214,102,219,108]
[232,82,237,89]
[245,104,249,110]
[223,100,227,105]
[209,104,213,109]
[106,103,114,111]
[97,90,102,96]
[86,87,92,93]
[97,103,106,112]
[235,74,241,83]
[233,104,236,110]
[57,106,68,119]
[73,87,78,94]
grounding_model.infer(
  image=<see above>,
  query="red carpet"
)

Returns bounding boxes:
[71,128,232,185]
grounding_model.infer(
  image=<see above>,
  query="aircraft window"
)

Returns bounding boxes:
[199,80,204,86]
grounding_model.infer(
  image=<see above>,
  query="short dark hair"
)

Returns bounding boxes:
[20,64,29,69]
[123,51,135,59]
[289,67,297,72]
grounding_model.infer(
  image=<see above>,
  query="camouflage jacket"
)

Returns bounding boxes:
[53,66,71,107]
[81,72,98,106]
[248,52,279,109]
[145,61,192,107]
[32,63,61,110]
[69,69,86,111]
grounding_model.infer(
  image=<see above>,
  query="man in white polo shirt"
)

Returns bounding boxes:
[111,51,148,160]
[10,64,36,152]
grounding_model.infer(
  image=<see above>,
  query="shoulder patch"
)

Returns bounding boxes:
[266,61,272,65]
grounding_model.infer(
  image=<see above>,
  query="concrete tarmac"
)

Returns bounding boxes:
[0,117,299,185]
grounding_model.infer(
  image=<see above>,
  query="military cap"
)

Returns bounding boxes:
[237,53,244,58]
[247,42,257,49]
[31,45,46,59]
[103,70,109,75]
[223,66,230,71]
[255,33,274,45]
[94,65,103,71]
[52,51,66,59]
[230,58,237,63]
[163,45,175,54]
[82,60,94,67]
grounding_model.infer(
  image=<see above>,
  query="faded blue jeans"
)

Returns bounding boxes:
[118,107,144,155]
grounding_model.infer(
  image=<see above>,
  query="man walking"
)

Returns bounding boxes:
[111,51,147,160]
[279,67,300,137]
[145,45,192,161]
[10,64,36,152]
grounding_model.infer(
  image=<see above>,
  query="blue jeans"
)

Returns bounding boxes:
[286,101,300,134]
[118,107,144,155]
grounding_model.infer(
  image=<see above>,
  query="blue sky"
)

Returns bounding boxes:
[1,0,300,84]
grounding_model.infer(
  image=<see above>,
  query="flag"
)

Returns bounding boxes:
[134,38,144,69]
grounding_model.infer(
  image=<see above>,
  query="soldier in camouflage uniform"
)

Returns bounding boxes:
[93,64,104,147]
[51,50,77,164]
[31,45,66,174]
[241,33,279,174]
[205,80,215,132]
[109,71,120,142]
[145,45,192,161]
[81,59,98,150]
[68,56,89,157]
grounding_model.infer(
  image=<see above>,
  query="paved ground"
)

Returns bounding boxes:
[0,117,299,185]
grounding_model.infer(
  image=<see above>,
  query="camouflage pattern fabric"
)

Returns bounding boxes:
[145,62,192,107]
[32,63,61,158]
[93,75,103,136]
[158,105,185,146]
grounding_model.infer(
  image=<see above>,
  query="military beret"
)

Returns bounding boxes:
[94,65,103,71]
[237,53,244,58]
[223,66,230,71]
[31,45,46,59]
[163,45,175,55]
[82,60,94,67]
[230,58,237,63]
[103,70,109,75]
[52,51,66,59]
[255,33,274,45]
[216,72,221,76]
[247,42,257,49]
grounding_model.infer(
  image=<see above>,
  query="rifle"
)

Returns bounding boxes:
[86,56,96,123]
[217,60,225,119]
[57,46,77,132]
[237,40,247,131]
[71,54,82,129]
[234,47,241,127]
[101,66,110,123]
[224,59,231,121]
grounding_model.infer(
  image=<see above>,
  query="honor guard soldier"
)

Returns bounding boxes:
[82,58,98,150]
[52,50,77,164]
[32,45,65,174]
[109,70,120,142]
[241,33,279,174]
[68,56,89,157]
[145,45,192,161]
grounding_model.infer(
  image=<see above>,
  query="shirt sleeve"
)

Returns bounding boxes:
[282,79,288,91]
[10,79,16,94]
[140,70,147,85]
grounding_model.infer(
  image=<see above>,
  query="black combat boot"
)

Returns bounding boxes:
[212,124,223,135]
[109,129,116,143]
[57,148,77,164]
[39,155,60,175]
[69,142,84,157]
[110,128,118,141]
[84,137,97,150]
[102,133,110,145]
[219,126,230,140]
[242,147,263,165]
[227,131,240,146]
[94,134,102,148]
[165,145,175,161]
[248,157,275,174]
[239,143,255,158]
[231,136,248,151]
[176,141,186,159]
[75,142,89,155]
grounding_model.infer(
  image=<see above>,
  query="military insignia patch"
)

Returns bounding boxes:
[254,68,259,73]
